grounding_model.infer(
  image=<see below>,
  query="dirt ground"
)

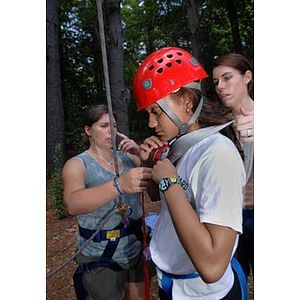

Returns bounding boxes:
[46,180,254,299]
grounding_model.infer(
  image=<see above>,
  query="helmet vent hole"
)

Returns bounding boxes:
[157,67,163,74]
[166,62,172,68]
[175,59,182,64]
[148,65,154,71]
[157,58,163,63]
[167,54,173,58]
[177,52,183,56]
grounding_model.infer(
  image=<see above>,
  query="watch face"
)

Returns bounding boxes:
[159,178,169,191]
[169,177,178,184]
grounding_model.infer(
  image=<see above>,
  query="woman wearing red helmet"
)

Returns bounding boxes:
[134,47,247,299]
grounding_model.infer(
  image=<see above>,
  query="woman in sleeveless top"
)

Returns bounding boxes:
[62,105,153,300]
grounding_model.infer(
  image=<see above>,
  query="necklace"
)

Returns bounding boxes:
[91,150,113,165]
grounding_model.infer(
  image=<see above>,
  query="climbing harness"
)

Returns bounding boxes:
[159,257,248,300]
[46,206,118,279]
[73,217,144,300]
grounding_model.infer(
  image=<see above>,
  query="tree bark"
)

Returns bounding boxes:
[46,0,65,178]
[226,0,244,54]
[186,0,207,93]
[106,0,130,137]
[186,0,202,64]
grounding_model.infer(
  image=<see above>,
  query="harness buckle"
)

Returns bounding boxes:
[106,230,120,240]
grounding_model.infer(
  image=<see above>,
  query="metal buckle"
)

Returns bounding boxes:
[115,202,132,217]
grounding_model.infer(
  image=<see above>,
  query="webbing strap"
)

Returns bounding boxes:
[243,142,254,184]
[77,218,143,273]
[161,269,200,300]
[78,218,142,242]
[160,259,248,300]
[231,257,248,300]
[75,257,124,274]
[168,121,234,164]
[157,99,185,132]
[157,97,204,135]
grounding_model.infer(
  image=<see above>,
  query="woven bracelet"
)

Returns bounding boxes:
[113,177,124,195]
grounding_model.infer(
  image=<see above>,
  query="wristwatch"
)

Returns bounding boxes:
[158,177,189,192]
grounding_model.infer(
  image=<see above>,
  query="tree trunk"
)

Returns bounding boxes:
[105,0,130,137]
[186,0,202,64]
[46,0,65,178]
[186,0,207,94]
[226,0,244,54]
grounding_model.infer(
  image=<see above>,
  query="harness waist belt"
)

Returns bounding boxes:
[160,258,248,300]
[79,218,142,243]
[160,269,200,300]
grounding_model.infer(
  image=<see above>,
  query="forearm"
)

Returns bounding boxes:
[64,180,120,215]
[164,184,235,283]
[165,185,213,259]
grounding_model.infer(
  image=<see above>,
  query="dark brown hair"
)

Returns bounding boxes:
[212,53,254,98]
[170,87,233,127]
[170,87,242,152]
[82,104,116,147]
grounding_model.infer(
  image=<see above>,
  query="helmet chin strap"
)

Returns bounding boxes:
[157,96,204,136]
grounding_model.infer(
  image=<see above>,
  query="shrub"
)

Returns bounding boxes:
[48,143,67,219]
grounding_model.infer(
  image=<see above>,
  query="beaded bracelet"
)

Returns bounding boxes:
[113,176,124,195]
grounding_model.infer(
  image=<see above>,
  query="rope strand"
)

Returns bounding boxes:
[46,207,118,279]
[47,0,126,280]
[95,0,123,206]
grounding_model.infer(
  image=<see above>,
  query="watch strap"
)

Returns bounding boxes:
[159,177,189,192]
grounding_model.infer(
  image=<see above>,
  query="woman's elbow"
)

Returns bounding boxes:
[63,198,77,216]
[197,264,227,284]
[66,208,77,216]
[201,272,223,284]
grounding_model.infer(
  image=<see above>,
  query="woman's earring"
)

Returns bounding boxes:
[186,108,190,114]
[88,135,91,143]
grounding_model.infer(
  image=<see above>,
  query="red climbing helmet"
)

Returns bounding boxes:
[133,47,208,111]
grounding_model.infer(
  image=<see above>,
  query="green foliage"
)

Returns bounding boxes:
[57,0,254,152]
[48,143,67,219]
[58,0,104,156]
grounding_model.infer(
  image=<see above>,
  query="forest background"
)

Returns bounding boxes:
[47,0,254,178]
[2,1,300,299]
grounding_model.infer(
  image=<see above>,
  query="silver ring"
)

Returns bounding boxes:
[247,129,251,138]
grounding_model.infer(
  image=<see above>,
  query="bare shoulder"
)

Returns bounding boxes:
[62,157,86,181]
